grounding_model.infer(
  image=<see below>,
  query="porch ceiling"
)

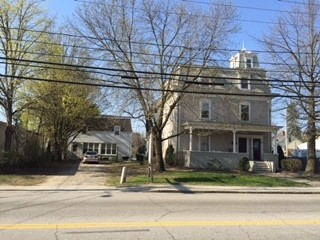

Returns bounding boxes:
[182,121,281,133]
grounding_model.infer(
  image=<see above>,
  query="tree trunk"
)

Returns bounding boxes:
[4,125,14,152]
[153,129,165,172]
[305,125,316,174]
[305,99,316,174]
[54,140,63,161]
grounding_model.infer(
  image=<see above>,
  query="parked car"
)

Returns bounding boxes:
[83,151,99,163]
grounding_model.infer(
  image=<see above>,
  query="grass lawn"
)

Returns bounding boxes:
[0,160,312,187]
[0,174,46,186]
[106,162,308,187]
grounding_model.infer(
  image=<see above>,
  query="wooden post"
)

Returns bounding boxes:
[120,167,127,184]
[148,132,153,182]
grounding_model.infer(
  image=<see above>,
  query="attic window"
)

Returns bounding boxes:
[246,58,253,68]
[240,78,250,89]
[114,126,121,135]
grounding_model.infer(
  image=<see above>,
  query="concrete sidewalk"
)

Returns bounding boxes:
[1,184,320,194]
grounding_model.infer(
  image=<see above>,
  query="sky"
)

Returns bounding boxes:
[44,0,296,131]
[47,0,293,51]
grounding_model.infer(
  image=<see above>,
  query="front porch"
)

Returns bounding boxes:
[184,150,278,172]
[179,121,280,172]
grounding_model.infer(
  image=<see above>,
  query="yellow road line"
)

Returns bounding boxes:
[1,220,320,230]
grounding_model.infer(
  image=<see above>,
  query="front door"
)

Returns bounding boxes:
[253,138,261,160]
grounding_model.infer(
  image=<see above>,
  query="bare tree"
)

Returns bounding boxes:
[262,0,320,174]
[0,0,52,152]
[286,101,304,142]
[71,0,239,171]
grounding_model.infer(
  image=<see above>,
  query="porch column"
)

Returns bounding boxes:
[232,129,237,153]
[189,127,193,151]
[273,130,278,153]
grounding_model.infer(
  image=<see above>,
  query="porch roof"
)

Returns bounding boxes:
[182,121,281,133]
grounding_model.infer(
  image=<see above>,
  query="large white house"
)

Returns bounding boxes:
[162,49,281,171]
[68,115,132,160]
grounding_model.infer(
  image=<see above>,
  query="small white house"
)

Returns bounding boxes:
[68,115,132,160]
[295,138,320,158]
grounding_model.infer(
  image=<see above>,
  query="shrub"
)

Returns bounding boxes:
[239,157,250,172]
[281,158,302,172]
[207,158,223,170]
[165,144,175,165]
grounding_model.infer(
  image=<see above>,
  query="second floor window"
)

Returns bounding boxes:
[200,100,211,119]
[240,104,250,121]
[114,126,121,135]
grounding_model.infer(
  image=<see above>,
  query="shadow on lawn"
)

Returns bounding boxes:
[173,177,229,184]
[1,159,82,176]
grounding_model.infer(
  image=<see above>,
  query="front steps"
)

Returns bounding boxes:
[251,161,273,173]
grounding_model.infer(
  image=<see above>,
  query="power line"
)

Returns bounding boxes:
[2,72,319,99]
[181,0,295,14]
[0,56,303,83]
[6,26,320,58]
[0,59,280,88]
[4,27,238,53]
[0,57,320,86]
[75,0,306,15]
[0,72,282,98]
[4,36,320,74]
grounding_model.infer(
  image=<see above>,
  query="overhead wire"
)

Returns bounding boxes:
[3,35,320,75]
[1,56,319,91]
[2,71,320,100]
[4,26,320,59]
[0,72,306,99]
[0,1,318,93]
[0,56,315,83]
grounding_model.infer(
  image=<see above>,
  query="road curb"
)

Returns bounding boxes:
[1,185,320,194]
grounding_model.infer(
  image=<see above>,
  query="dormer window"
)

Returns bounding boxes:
[114,126,121,135]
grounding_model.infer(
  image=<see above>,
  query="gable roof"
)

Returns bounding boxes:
[86,115,132,132]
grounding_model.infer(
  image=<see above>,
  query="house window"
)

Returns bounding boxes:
[246,58,252,68]
[200,100,211,119]
[107,143,117,155]
[72,144,77,152]
[100,143,117,155]
[83,142,99,153]
[238,137,247,153]
[240,78,250,89]
[114,126,121,135]
[199,135,209,151]
[240,103,250,121]
[101,143,106,154]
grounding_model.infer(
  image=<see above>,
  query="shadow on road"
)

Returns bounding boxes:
[165,178,194,194]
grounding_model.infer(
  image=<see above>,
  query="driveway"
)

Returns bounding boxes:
[37,163,108,188]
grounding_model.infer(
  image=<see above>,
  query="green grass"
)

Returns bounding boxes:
[107,165,308,188]
[0,174,46,186]
[0,160,311,187]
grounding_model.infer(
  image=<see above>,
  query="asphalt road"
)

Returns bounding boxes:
[1,189,320,240]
